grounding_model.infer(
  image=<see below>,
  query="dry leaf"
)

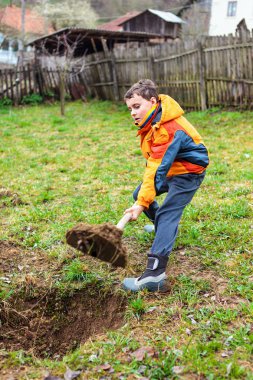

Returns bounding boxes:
[64,368,82,380]
[131,346,155,361]
[98,363,111,371]
[185,328,191,335]
[172,366,185,374]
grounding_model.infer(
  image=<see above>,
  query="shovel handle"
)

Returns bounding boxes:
[116,212,133,230]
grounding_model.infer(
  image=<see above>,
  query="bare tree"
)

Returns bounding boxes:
[40,32,87,116]
[19,0,26,66]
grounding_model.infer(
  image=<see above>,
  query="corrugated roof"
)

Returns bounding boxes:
[118,8,186,26]
[97,11,141,31]
[28,27,162,46]
[0,5,54,35]
[27,27,163,56]
[148,8,186,23]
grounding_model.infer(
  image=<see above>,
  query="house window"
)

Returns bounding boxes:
[227,1,237,17]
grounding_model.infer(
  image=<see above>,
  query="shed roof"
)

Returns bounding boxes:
[147,9,186,23]
[98,11,140,31]
[119,8,185,26]
[28,27,162,55]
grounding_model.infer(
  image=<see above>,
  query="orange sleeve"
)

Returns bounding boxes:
[136,157,162,208]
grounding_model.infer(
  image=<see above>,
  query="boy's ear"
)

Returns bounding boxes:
[150,96,157,105]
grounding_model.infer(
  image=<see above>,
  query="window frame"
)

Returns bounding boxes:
[227,1,237,17]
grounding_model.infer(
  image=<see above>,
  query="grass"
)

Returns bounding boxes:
[126,297,147,320]
[0,100,252,379]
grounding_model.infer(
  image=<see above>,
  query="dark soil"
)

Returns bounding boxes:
[66,222,127,268]
[0,288,126,358]
[0,241,127,358]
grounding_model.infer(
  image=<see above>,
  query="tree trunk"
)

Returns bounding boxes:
[59,71,65,116]
[20,0,26,67]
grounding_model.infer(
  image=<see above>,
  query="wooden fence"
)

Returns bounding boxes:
[83,33,253,110]
[0,64,37,104]
[0,63,90,104]
[0,33,253,109]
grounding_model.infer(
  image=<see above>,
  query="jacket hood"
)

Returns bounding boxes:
[158,94,184,125]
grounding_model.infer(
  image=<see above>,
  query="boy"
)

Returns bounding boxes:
[122,79,209,292]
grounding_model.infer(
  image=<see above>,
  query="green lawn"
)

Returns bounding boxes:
[0,101,252,379]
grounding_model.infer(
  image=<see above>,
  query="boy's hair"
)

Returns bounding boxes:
[124,79,159,101]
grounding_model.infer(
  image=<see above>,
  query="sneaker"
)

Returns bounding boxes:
[143,224,155,233]
[122,254,168,292]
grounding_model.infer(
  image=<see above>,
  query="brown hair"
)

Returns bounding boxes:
[124,79,159,101]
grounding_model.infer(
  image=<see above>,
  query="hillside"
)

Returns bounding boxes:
[0,0,194,20]
[91,0,193,21]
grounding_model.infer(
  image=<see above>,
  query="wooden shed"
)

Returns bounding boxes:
[119,9,185,38]
[28,27,162,57]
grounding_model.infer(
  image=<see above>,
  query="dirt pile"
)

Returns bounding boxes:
[66,222,127,268]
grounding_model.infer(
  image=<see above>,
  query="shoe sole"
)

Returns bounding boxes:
[122,280,167,292]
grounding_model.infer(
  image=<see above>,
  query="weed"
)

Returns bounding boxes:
[63,259,97,283]
[168,275,211,306]
[0,96,12,107]
[3,350,33,367]
[0,286,13,300]
[21,93,43,105]
[149,351,178,378]
[126,297,147,320]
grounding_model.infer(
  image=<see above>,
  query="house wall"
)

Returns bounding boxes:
[0,49,18,65]
[209,0,253,35]
[0,35,18,65]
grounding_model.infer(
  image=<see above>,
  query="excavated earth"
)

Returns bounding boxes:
[0,241,127,358]
[66,222,127,268]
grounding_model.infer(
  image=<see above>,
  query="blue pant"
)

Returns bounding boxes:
[133,172,206,257]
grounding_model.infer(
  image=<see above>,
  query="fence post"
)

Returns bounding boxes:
[110,52,120,101]
[100,37,119,101]
[147,45,155,82]
[198,41,207,110]
[36,66,44,96]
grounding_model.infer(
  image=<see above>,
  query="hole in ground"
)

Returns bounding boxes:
[0,287,127,358]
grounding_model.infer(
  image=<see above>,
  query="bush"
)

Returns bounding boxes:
[0,96,13,106]
[21,93,43,105]
[44,90,55,98]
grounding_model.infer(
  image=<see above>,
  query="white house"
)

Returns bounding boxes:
[209,0,253,35]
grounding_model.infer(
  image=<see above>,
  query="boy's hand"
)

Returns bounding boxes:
[124,204,145,221]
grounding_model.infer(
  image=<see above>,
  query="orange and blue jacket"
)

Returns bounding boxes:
[136,94,209,208]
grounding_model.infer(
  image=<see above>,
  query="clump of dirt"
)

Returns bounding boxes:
[0,188,23,206]
[66,222,127,268]
[0,288,126,358]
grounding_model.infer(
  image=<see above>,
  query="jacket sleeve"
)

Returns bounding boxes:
[136,157,161,208]
[136,131,184,208]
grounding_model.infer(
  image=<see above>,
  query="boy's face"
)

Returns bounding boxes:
[126,94,157,125]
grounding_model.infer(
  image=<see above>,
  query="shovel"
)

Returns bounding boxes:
[66,213,132,268]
